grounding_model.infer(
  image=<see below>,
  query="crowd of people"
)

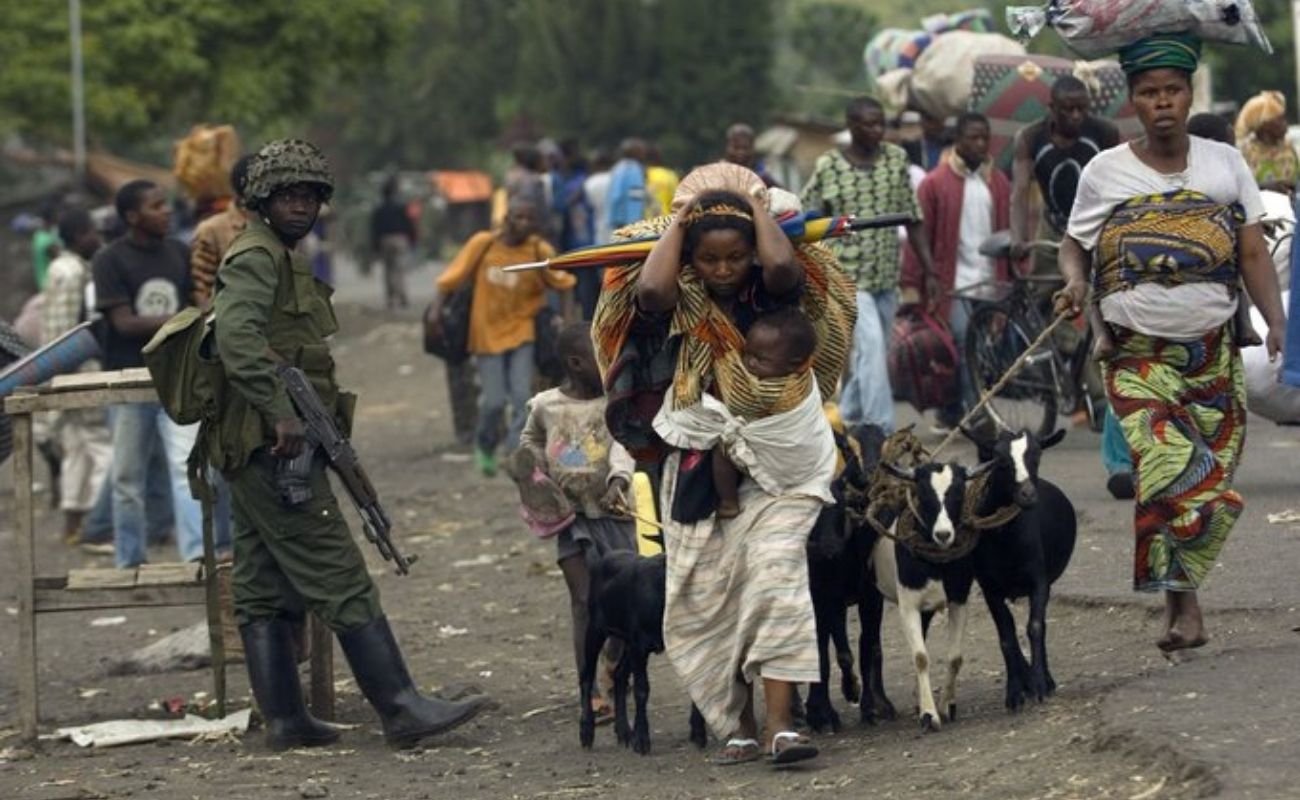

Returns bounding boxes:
[466,35,1297,765]
[6,26,1299,768]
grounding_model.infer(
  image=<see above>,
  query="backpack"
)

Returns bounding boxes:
[888,305,959,412]
[422,286,474,363]
[142,307,225,426]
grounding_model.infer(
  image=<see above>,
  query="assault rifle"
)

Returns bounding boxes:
[275,365,416,575]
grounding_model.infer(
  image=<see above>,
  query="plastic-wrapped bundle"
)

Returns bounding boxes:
[1007,0,1272,58]
[863,28,933,88]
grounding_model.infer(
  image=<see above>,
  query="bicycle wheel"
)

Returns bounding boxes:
[965,304,1057,439]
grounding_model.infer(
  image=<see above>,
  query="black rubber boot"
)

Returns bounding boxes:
[240,618,340,750]
[338,616,488,747]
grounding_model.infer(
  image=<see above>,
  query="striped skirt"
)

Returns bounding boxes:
[1104,326,1247,592]
[660,451,821,737]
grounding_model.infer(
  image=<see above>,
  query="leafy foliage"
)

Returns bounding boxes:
[0,0,396,159]
[1,0,1295,177]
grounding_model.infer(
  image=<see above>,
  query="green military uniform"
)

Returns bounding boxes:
[212,217,380,631]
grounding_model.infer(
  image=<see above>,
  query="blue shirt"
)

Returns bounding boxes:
[606,159,646,232]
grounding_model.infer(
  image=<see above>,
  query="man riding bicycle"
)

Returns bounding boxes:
[1009,75,1132,499]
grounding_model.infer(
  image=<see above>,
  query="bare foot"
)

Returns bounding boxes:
[1157,591,1207,652]
[716,500,741,519]
[1157,628,1209,652]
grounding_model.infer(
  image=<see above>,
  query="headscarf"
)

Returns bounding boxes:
[1236,90,1287,141]
[1118,33,1202,78]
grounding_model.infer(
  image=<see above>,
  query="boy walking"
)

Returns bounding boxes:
[93,180,210,567]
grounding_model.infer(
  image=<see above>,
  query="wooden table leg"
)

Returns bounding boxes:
[12,414,39,743]
[199,494,226,718]
[308,614,335,721]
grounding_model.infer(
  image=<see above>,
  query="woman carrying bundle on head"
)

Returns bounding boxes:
[592,163,856,766]
[1235,90,1298,194]
[1055,34,1286,653]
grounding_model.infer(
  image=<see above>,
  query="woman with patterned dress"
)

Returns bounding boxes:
[1055,35,1286,652]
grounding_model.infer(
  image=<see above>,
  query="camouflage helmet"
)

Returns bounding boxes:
[243,139,334,208]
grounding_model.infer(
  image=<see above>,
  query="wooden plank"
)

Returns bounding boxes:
[135,563,203,586]
[4,386,156,414]
[48,368,153,391]
[12,414,39,743]
[308,614,335,721]
[66,568,139,590]
[33,585,207,614]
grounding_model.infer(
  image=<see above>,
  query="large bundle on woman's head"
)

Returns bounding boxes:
[1007,1,1272,59]
[670,162,769,215]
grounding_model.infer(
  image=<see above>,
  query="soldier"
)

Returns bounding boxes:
[211,139,487,749]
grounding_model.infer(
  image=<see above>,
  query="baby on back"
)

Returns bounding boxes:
[712,307,818,517]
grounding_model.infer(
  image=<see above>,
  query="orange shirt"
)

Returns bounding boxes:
[435,231,574,355]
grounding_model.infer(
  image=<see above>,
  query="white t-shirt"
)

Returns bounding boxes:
[954,175,995,290]
[1068,137,1265,340]
[584,171,612,245]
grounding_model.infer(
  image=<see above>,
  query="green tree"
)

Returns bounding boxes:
[0,0,397,160]
[509,0,774,167]
[325,0,519,174]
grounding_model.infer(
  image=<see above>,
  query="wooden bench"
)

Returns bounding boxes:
[5,369,334,744]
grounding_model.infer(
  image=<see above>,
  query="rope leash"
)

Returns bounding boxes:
[932,311,1072,458]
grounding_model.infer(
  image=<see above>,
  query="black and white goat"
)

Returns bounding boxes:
[578,551,707,754]
[868,460,990,731]
[967,428,1076,711]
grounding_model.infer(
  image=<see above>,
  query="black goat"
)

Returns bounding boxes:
[967,428,1076,711]
[803,424,898,732]
[578,551,707,754]
[804,489,863,732]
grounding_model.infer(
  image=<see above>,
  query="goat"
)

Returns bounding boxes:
[578,551,707,754]
[804,489,863,732]
[802,423,904,732]
[866,460,990,732]
[966,428,1076,711]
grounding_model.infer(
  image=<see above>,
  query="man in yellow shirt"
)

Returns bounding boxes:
[431,198,576,475]
[644,143,679,217]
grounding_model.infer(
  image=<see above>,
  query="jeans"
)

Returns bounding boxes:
[110,402,205,567]
[83,411,174,544]
[1100,403,1133,476]
[476,343,535,455]
[840,289,900,432]
[941,299,979,423]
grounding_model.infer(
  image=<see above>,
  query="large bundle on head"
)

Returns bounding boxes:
[593,163,857,444]
[877,31,1027,119]
[1007,1,1272,59]
[864,29,934,89]
[863,9,997,90]
[173,125,242,202]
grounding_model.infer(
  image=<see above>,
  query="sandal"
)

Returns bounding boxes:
[769,730,818,766]
[712,737,761,766]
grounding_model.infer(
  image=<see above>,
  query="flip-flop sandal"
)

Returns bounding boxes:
[769,731,818,766]
[712,738,761,766]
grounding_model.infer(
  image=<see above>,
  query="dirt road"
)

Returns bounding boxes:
[2,300,1297,800]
